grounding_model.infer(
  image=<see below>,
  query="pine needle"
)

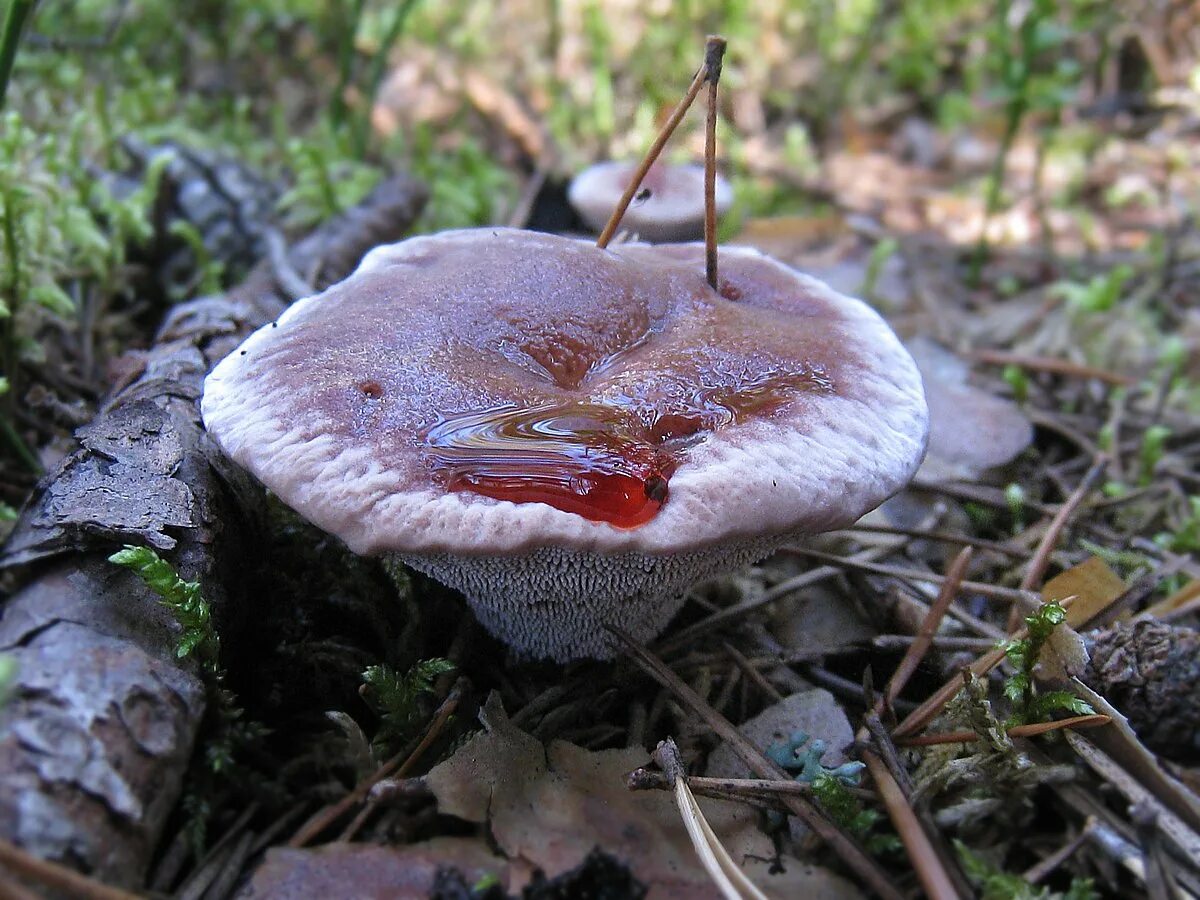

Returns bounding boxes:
[654,738,768,900]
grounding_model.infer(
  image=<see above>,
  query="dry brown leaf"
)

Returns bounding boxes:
[1032,558,1127,685]
[1044,556,1128,628]
[424,693,859,900]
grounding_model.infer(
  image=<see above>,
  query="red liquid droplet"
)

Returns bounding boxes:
[423,403,675,528]
[421,368,833,527]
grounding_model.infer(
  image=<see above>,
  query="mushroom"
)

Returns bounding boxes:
[201,227,927,661]
[568,162,733,242]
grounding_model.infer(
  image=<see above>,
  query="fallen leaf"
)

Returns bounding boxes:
[1042,556,1127,628]
[425,693,859,899]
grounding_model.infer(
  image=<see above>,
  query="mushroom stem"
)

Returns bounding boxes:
[596,35,727,250]
[703,35,725,290]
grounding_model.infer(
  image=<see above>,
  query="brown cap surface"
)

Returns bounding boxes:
[202,228,927,659]
[568,162,734,242]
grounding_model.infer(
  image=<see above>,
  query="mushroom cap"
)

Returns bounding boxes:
[201,228,927,659]
[568,162,734,242]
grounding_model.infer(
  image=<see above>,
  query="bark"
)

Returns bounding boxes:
[0,175,428,887]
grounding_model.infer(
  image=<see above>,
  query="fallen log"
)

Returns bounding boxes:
[0,175,428,887]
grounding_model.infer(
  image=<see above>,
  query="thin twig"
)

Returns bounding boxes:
[841,523,1026,558]
[863,750,959,900]
[862,710,916,796]
[198,830,255,900]
[658,540,916,654]
[337,677,463,842]
[1132,800,1176,900]
[627,769,874,803]
[865,653,974,897]
[871,634,999,652]
[506,164,550,229]
[892,646,1010,740]
[609,626,905,900]
[702,36,726,289]
[595,38,720,248]
[1006,455,1108,631]
[970,349,1135,386]
[174,802,259,900]
[722,641,783,702]
[0,839,140,900]
[885,547,973,712]
[895,714,1111,747]
[786,546,1038,606]
[1022,822,1095,884]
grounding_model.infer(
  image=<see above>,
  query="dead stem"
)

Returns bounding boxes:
[653,737,768,900]
[595,38,722,249]
[970,348,1135,386]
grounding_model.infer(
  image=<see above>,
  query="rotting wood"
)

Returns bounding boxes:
[0,175,428,888]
